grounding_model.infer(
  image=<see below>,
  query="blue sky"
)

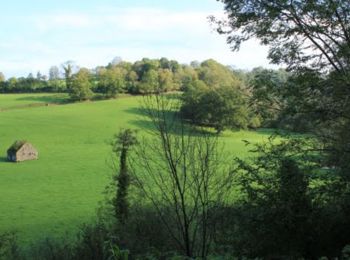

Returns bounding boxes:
[0,0,272,78]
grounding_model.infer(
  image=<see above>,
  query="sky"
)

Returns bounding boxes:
[0,0,274,78]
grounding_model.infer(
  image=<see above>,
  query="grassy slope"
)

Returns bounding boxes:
[0,94,271,244]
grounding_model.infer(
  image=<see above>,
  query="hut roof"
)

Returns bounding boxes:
[7,140,28,154]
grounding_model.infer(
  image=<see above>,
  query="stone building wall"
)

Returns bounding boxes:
[15,143,38,162]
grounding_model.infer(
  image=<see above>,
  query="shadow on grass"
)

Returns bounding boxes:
[16,94,69,104]
[124,96,288,138]
[126,107,288,139]
[125,107,218,137]
[255,128,281,136]
[0,157,8,163]
[255,128,304,138]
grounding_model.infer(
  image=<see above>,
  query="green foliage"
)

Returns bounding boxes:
[248,67,288,127]
[223,138,317,258]
[198,59,240,88]
[213,0,350,72]
[0,57,258,98]
[70,68,93,101]
[158,68,174,92]
[181,83,253,133]
[111,129,137,224]
[107,243,129,260]
[139,69,159,94]
[98,67,126,98]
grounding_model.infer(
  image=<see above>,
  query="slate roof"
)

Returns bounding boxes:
[7,140,28,154]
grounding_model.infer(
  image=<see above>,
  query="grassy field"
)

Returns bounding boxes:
[0,93,69,110]
[0,93,272,245]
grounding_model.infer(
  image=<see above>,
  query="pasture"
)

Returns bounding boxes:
[0,93,271,244]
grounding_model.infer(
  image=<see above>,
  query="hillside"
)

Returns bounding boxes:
[0,93,271,244]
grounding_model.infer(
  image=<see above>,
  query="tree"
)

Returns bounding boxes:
[49,66,60,81]
[229,139,313,258]
[181,83,252,133]
[248,67,288,127]
[178,65,198,91]
[0,72,4,92]
[198,59,241,88]
[130,95,233,258]
[70,68,93,101]
[111,129,137,224]
[139,69,159,94]
[27,73,34,80]
[0,72,5,82]
[62,61,78,90]
[212,2,350,257]
[158,68,173,92]
[212,0,350,72]
[36,71,44,81]
[98,67,126,98]
[125,70,139,94]
[213,0,350,166]
[7,77,17,91]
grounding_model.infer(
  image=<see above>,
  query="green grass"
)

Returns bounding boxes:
[0,93,272,245]
[0,93,69,110]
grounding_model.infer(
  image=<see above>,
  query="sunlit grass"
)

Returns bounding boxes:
[0,93,272,244]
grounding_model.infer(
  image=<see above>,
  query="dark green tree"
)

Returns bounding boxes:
[229,139,313,258]
[181,83,253,133]
[212,0,350,72]
[111,129,137,224]
[248,67,288,127]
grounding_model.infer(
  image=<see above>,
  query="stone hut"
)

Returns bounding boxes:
[7,141,38,162]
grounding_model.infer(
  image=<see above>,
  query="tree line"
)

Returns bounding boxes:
[0,58,310,133]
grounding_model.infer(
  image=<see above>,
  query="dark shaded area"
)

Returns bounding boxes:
[125,106,218,137]
[16,94,69,104]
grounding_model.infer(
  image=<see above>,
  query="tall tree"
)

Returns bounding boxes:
[158,68,173,92]
[230,139,313,258]
[131,95,233,258]
[212,0,350,72]
[62,61,78,90]
[139,69,159,94]
[248,67,288,127]
[0,72,5,83]
[49,66,60,81]
[111,129,137,224]
[181,82,254,133]
[213,0,350,165]
[98,67,126,98]
[70,68,93,101]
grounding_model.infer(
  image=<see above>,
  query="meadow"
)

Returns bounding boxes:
[0,93,272,245]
